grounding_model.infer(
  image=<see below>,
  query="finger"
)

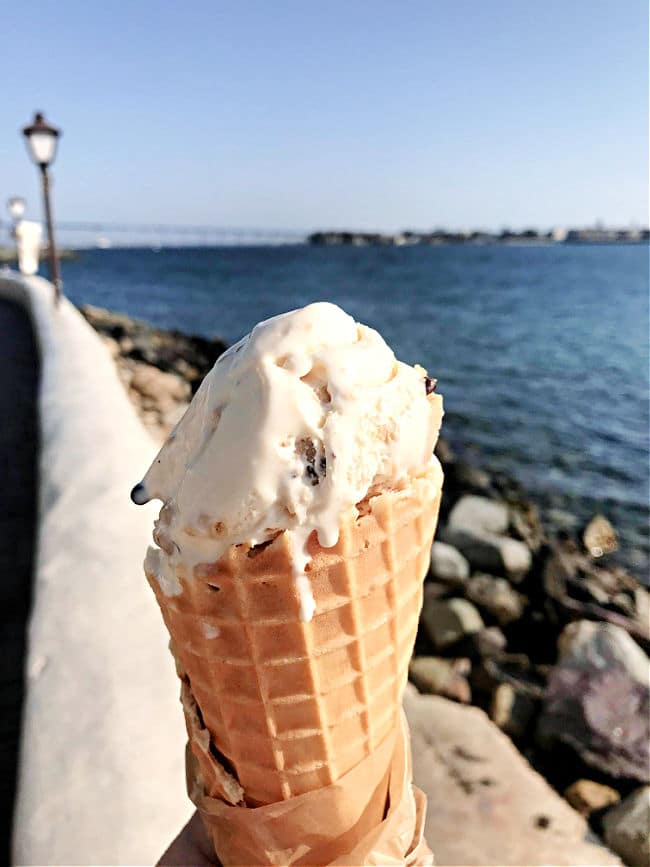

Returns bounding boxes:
[156,811,219,866]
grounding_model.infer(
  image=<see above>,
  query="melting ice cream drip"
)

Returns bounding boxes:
[289,528,317,622]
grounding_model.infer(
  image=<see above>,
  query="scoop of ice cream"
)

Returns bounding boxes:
[133,301,443,620]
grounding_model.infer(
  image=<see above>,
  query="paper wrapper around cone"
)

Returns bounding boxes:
[146,464,442,864]
[186,706,432,865]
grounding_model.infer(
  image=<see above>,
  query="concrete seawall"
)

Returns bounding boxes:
[1,273,189,865]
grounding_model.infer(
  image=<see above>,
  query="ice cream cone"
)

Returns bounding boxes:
[145,461,442,807]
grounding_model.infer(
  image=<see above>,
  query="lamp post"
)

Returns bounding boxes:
[22,112,62,301]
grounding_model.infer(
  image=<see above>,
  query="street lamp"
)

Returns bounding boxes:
[22,112,62,301]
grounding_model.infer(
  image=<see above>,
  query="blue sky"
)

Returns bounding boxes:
[2,0,647,232]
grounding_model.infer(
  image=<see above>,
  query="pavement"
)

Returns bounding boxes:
[0,298,39,863]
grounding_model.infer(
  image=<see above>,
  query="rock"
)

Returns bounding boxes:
[443,461,494,496]
[421,598,484,650]
[473,626,508,657]
[509,500,545,552]
[422,580,448,605]
[80,303,227,391]
[440,526,532,581]
[547,508,581,533]
[161,400,188,427]
[636,586,650,633]
[603,786,650,867]
[543,547,650,648]
[130,364,190,404]
[429,541,470,585]
[100,335,121,359]
[490,683,537,738]
[474,653,547,700]
[466,573,526,625]
[449,495,509,535]
[434,436,455,465]
[539,621,650,782]
[409,656,471,703]
[403,685,621,866]
[583,514,618,558]
[564,780,621,818]
[558,620,650,686]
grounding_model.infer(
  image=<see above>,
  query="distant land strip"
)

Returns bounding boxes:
[308,227,650,246]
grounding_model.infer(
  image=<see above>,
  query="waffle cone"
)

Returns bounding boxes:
[146,462,442,810]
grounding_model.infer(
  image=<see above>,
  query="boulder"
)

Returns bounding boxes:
[509,499,545,552]
[539,622,650,782]
[473,626,508,657]
[564,780,621,818]
[80,303,227,391]
[421,598,484,650]
[409,656,471,703]
[433,436,455,465]
[421,580,448,607]
[490,683,537,739]
[543,546,650,648]
[100,335,121,359]
[583,514,618,558]
[403,685,621,866]
[466,574,526,625]
[130,364,189,404]
[429,541,469,585]
[603,786,650,867]
[473,653,547,700]
[558,620,650,686]
[449,495,509,535]
[441,525,532,581]
[443,461,494,497]
[547,508,581,533]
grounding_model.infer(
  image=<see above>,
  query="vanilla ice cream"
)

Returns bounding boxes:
[132,301,443,621]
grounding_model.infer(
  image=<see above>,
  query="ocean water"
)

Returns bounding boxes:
[60,243,649,576]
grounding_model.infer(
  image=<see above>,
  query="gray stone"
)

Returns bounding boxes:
[429,541,470,585]
[558,621,650,687]
[583,514,618,558]
[477,653,547,699]
[509,500,545,552]
[603,786,650,867]
[564,780,621,818]
[434,436,455,465]
[422,580,448,606]
[444,461,493,495]
[130,364,190,404]
[403,685,621,866]
[440,525,532,581]
[409,656,471,703]
[466,573,526,625]
[80,303,228,388]
[449,495,509,535]
[539,621,650,782]
[547,508,581,533]
[490,683,537,738]
[421,598,484,650]
[474,626,508,657]
[544,548,650,647]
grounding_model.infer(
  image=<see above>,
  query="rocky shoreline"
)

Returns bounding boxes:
[82,303,650,867]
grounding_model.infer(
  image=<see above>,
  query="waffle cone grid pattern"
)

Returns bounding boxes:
[147,482,441,805]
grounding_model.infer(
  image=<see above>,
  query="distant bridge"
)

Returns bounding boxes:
[54,221,307,245]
